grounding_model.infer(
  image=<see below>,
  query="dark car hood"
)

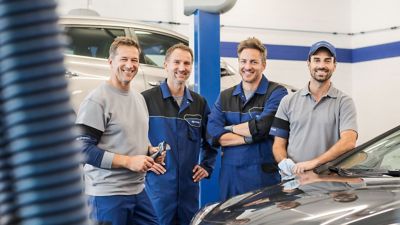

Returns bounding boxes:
[200,177,400,225]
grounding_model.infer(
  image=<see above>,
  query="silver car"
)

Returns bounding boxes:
[61,15,297,112]
[60,15,243,111]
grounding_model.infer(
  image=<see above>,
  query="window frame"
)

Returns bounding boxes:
[130,27,188,68]
[63,25,131,59]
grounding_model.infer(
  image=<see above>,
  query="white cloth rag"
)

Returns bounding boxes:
[278,158,296,180]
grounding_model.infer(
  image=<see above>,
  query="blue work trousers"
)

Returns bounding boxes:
[88,190,159,225]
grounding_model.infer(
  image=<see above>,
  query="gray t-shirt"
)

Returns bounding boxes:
[76,82,149,196]
[272,83,358,163]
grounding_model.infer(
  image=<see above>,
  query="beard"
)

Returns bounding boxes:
[311,69,332,83]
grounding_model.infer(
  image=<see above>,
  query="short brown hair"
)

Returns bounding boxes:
[165,43,193,63]
[237,37,267,61]
[109,36,141,59]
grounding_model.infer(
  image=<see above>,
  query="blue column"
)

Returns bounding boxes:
[193,10,221,206]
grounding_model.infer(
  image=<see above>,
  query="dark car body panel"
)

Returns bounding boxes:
[193,125,400,225]
[199,180,400,225]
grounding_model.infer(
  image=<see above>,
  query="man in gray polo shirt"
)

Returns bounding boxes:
[269,41,358,176]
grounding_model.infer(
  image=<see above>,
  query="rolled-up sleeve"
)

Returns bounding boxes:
[339,96,358,134]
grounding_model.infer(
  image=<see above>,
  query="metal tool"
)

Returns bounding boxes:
[151,141,171,159]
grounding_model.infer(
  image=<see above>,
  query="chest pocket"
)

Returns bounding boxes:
[247,106,264,119]
[184,114,202,141]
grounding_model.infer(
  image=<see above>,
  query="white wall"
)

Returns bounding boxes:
[192,0,354,104]
[57,0,400,144]
[352,57,400,142]
[351,0,400,35]
[350,0,400,142]
[57,0,174,22]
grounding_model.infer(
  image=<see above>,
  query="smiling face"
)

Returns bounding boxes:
[108,45,140,90]
[238,48,266,85]
[308,48,336,83]
[164,48,193,86]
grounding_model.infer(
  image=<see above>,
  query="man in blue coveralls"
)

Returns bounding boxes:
[142,43,217,225]
[207,37,288,201]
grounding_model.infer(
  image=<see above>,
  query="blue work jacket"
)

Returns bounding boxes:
[207,75,288,166]
[142,81,217,225]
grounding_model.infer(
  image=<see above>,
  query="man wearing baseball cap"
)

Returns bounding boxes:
[269,41,358,178]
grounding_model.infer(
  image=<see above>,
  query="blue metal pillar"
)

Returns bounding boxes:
[193,10,221,206]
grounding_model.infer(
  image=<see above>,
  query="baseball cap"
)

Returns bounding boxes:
[308,41,336,59]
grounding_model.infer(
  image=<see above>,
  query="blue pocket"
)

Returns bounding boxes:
[184,114,202,141]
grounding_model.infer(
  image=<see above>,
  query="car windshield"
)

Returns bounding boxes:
[336,128,400,171]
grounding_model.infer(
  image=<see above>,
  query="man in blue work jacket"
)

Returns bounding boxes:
[207,37,288,201]
[142,43,217,225]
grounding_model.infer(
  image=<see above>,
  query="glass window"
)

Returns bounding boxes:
[338,129,400,170]
[64,27,126,59]
[135,30,187,67]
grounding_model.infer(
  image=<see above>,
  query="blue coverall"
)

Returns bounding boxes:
[207,76,287,200]
[142,81,217,225]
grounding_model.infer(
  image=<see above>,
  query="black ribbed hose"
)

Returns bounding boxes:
[0,0,89,224]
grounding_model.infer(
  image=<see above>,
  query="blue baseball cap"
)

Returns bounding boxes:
[308,41,336,59]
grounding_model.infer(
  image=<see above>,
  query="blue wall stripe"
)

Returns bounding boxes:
[221,41,400,63]
[267,45,310,61]
[352,41,400,63]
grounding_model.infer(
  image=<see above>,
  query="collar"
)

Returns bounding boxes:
[160,80,193,102]
[232,75,269,96]
[301,82,338,98]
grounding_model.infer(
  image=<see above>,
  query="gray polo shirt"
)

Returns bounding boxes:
[270,83,357,163]
[76,82,149,196]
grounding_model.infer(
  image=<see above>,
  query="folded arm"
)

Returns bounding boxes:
[228,87,287,144]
